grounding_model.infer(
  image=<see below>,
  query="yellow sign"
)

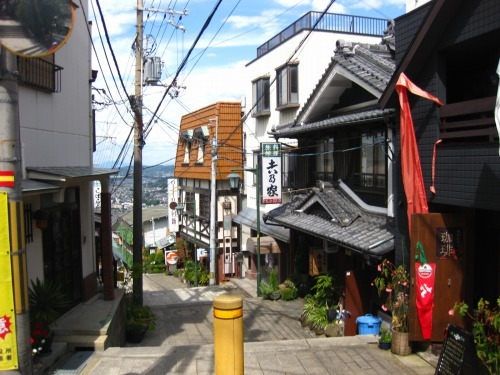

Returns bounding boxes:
[0,192,18,370]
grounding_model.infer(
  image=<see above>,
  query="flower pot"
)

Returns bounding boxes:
[126,325,147,343]
[391,329,411,356]
[378,340,391,350]
[269,292,281,301]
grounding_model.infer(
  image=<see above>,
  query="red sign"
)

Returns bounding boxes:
[0,171,14,187]
[415,262,436,340]
[165,251,179,265]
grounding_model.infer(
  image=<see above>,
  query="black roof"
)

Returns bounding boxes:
[263,182,394,258]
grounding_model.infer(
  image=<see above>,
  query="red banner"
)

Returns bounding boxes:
[395,73,442,234]
[415,262,436,340]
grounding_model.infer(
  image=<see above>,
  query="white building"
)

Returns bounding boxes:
[4,1,117,305]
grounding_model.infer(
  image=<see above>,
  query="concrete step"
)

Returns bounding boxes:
[54,334,108,351]
[33,342,68,375]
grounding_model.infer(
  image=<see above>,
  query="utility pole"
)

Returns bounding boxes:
[132,1,187,304]
[209,116,218,285]
[132,0,144,306]
[0,50,32,374]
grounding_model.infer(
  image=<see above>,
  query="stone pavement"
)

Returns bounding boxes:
[76,274,436,375]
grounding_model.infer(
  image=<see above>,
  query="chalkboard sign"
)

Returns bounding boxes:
[435,324,487,375]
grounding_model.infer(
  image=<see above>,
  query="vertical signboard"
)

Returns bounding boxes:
[0,193,18,370]
[261,143,282,204]
[167,178,179,233]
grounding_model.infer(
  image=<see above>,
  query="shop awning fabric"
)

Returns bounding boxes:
[232,207,289,243]
[263,180,394,258]
[246,236,281,254]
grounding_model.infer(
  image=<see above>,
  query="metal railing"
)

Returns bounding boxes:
[17,56,63,93]
[257,12,389,58]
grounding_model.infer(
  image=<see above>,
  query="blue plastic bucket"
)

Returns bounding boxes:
[356,314,382,335]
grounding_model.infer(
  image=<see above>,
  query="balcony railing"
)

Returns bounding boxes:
[439,97,497,142]
[257,12,389,58]
[17,56,63,93]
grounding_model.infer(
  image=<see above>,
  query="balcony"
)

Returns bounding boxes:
[17,56,63,93]
[256,12,389,59]
[439,96,497,142]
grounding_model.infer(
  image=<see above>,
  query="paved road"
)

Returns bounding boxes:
[80,274,435,375]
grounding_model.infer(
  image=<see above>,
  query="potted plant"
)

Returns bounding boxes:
[125,295,157,343]
[450,297,500,374]
[378,328,392,350]
[373,259,411,355]
[300,274,341,335]
[28,278,71,356]
[259,268,281,300]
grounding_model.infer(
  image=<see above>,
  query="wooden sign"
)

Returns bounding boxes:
[309,248,326,276]
[435,324,487,375]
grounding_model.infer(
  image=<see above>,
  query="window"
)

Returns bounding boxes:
[181,130,193,164]
[183,141,191,164]
[252,77,270,117]
[276,63,298,109]
[199,193,210,219]
[316,138,334,182]
[360,132,385,189]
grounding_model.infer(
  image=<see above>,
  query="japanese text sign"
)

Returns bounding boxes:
[261,143,282,204]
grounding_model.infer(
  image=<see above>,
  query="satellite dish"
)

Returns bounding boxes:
[0,0,75,58]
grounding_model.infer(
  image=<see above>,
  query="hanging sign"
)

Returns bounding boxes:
[167,178,179,233]
[414,242,436,340]
[0,193,18,370]
[261,143,282,204]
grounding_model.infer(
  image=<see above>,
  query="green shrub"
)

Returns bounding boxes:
[154,252,165,264]
[280,287,297,301]
[151,264,166,273]
[269,268,278,291]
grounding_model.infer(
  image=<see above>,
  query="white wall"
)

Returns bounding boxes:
[19,3,92,169]
[20,2,97,282]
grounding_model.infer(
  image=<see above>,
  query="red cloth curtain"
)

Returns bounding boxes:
[395,73,442,234]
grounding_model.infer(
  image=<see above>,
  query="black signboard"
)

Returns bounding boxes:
[435,324,487,375]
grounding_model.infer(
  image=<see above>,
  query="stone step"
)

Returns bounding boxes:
[54,334,108,351]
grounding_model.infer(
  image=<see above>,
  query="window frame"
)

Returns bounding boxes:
[276,63,299,110]
[252,76,271,117]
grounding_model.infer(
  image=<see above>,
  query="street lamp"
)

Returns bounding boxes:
[176,201,198,287]
[227,165,262,297]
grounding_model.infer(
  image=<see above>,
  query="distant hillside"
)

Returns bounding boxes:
[95,163,174,177]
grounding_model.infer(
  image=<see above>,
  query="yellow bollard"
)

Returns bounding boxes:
[213,294,244,375]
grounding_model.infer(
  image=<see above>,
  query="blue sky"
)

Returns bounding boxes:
[89,0,407,168]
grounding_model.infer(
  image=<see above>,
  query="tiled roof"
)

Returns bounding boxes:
[271,39,396,139]
[271,106,395,138]
[263,184,394,257]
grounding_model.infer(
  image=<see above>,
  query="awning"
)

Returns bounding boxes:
[112,234,132,268]
[246,236,281,254]
[26,166,118,184]
[21,179,61,195]
[155,235,176,249]
[232,207,289,243]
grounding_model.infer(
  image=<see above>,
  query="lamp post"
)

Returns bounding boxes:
[227,164,262,297]
[176,201,198,287]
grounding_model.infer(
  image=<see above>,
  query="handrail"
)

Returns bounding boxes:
[256,12,389,58]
